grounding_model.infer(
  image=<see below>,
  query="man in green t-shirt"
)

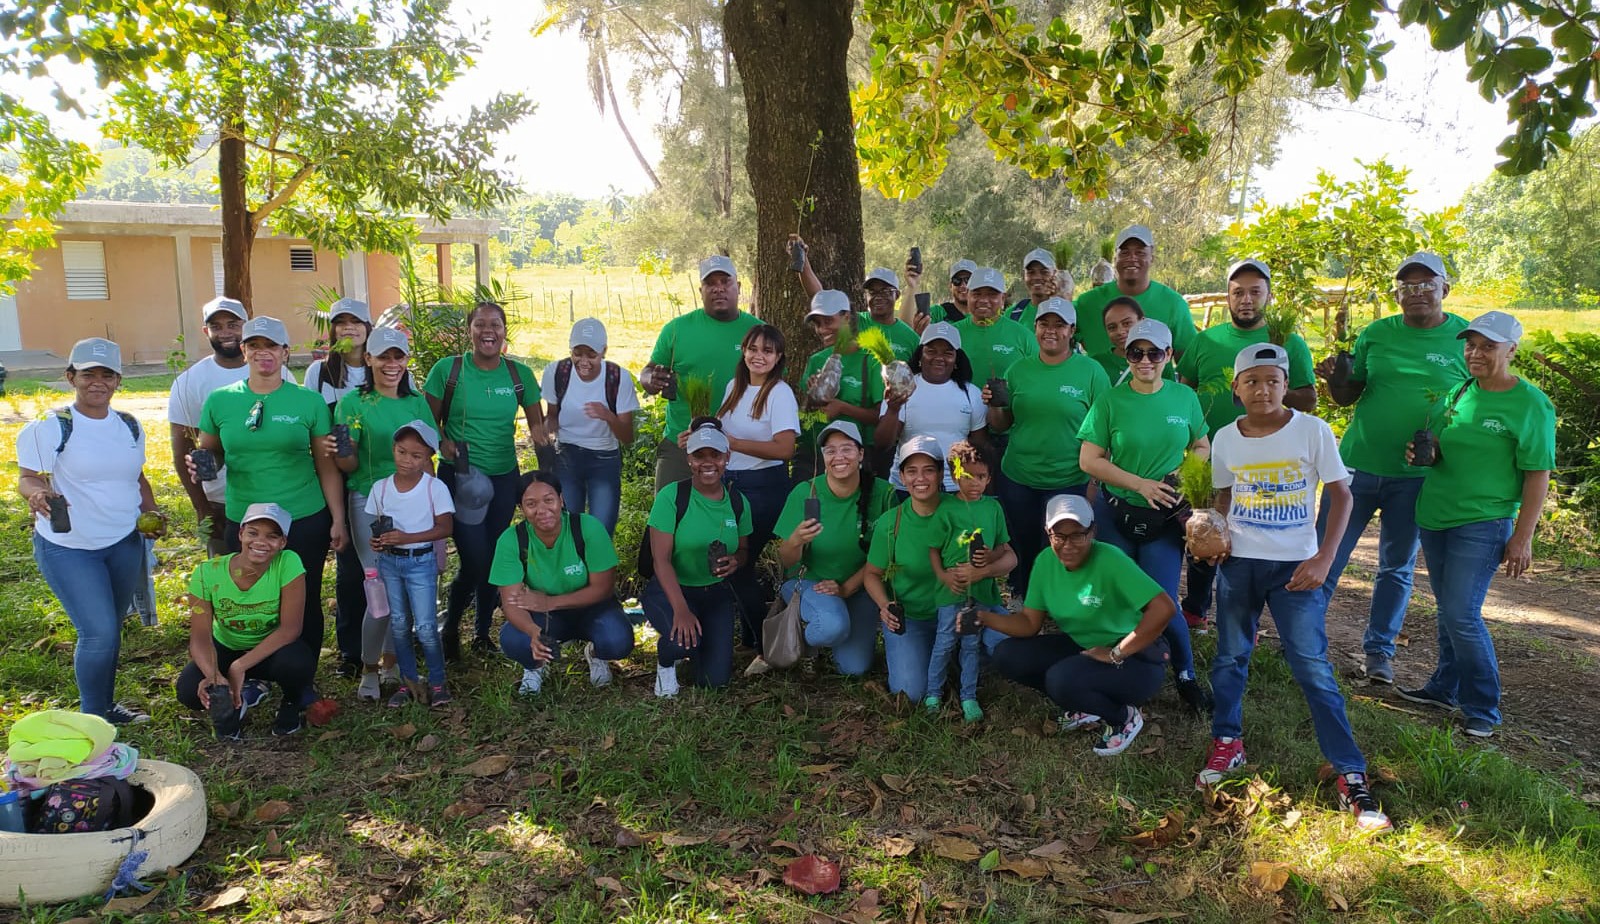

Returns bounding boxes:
[1073,225,1198,366]
[641,255,762,489]
[900,258,974,329]
[1007,247,1065,328]
[1316,252,1470,685]
[857,267,921,362]
[953,267,1036,384]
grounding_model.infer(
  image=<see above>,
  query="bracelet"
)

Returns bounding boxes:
[1109,644,1125,665]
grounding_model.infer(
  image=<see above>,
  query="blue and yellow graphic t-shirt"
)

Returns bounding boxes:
[1209,410,1349,562]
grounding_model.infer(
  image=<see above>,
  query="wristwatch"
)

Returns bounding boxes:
[1109,644,1126,665]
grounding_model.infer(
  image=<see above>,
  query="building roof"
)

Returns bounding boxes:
[15,200,497,243]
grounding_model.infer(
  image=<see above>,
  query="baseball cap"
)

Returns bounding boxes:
[1233,343,1290,377]
[698,254,737,281]
[686,423,731,455]
[1125,318,1172,352]
[1227,259,1272,283]
[241,502,291,534]
[818,420,864,448]
[1045,494,1094,530]
[1459,310,1523,344]
[865,267,900,289]
[807,290,852,318]
[327,297,371,325]
[569,317,607,351]
[394,419,441,452]
[1034,297,1077,325]
[949,259,978,281]
[967,267,1005,292]
[1023,248,1056,271]
[240,316,291,347]
[366,326,410,356]
[919,321,962,350]
[896,434,944,470]
[452,463,495,525]
[68,337,122,374]
[1395,251,1448,280]
[1115,225,1155,249]
[201,296,248,322]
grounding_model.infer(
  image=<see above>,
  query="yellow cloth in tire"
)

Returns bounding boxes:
[6,710,116,784]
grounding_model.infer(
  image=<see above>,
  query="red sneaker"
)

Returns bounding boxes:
[1183,609,1210,633]
[1195,736,1246,789]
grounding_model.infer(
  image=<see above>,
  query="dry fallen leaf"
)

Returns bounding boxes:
[1250,861,1293,893]
[1097,913,1187,924]
[615,827,647,848]
[594,876,625,894]
[844,887,882,923]
[104,884,164,913]
[253,800,292,823]
[1325,885,1350,911]
[880,836,915,858]
[1028,839,1070,859]
[263,828,282,856]
[880,773,909,793]
[455,754,513,777]
[199,885,248,912]
[388,722,416,740]
[782,854,842,895]
[801,763,842,775]
[930,835,982,862]
[769,838,805,854]
[442,801,485,821]
[661,833,711,847]
[1121,810,1186,849]
[415,733,441,753]
[995,856,1051,879]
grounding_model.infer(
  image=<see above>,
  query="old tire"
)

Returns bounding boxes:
[0,759,207,906]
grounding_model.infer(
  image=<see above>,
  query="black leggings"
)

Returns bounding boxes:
[437,464,521,642]
[991,633,1169,727]
[226,505,333,658]
[175,637,317,711]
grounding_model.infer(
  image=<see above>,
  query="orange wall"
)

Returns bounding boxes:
[366,252,403,315]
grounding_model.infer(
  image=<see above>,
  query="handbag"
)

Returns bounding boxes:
[761,566,807,669]
[1107,490,1188,544]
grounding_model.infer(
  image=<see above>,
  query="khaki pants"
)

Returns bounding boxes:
[654,438,691,490]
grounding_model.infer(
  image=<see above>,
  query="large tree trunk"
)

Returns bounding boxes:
[725,0,862,346]
[218,125,255,309]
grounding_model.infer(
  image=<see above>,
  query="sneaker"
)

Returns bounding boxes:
[379,664,400,687]
[356,672,382,702]
[441,629,462,663]
[239,679,270,715]
[429,684,453,708]
[1364,653,1395,685]
[1463,717,1496,739]
[471,635,494,654]
[1093,709,1145,757]
[271,702,303,737]
[1059,711,1101,732]
[516,667,545,697]
[1176,675,1214,714]
[655,663,681,699]
[104,702,151,725]
[335,658,361,680]
[1195,737,1247,788]
[1397,686,1458,711]
[1183,609,1210,633]
[961,699,984,723]
[585,644,613,687]
[386,687,413,708]
[923,696,941,715]
[743,656,773,677]
[1335,772,1392,832]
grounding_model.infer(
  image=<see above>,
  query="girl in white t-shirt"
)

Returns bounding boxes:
[874,323,988,493]
[542,318,639,536]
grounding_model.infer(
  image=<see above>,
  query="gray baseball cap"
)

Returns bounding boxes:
[569,317,607,351]
[1125,318,1173,352]
[202,296,248,322]
[394,419,441,452]
[1459,310,1523,344]
[1116,225,1155,249]
[865,267,901,290]
[452,463,495,525]
[919,321,962,350]
[1395,251,1449,280]
[68,337,122,374]
[896,434,944,470]
[240,316,291,347]
[686,424,730,455]
[1227,259,1272,283]
[949,259,978,280]
[367,326,411,356]
[818,420,864,448]
[808,290,852,318]
[327,297,371,325]
[1045,494,1094,529]
[1034,297,1077,325]
[1233,342,1290,377]
[241,502,292,534]
[1023,247,1056,271]
[967,267,1005,293]
[698,254,737,281]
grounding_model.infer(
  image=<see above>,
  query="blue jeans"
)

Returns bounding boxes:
[1318,470,1424,660]
[1417,519,1512,726]
[379,551,446,687]
[33,530,144,719]
[1211,557,1367,773]
[557,444,622,535]
[643,578,736,688]
[499,598,635,670]
[930,604,990,701]
[1092,492,1195,679]
[780,579,880,677]
[882,615,938,700]
[999,479,1088,602]
[439,465,522,642]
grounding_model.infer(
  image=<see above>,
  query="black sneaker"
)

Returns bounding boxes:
[1463,717,1496,739]
[1335,771,1393,833]
[105,702,151,725]
[239,679,270,715]
[471,635,495,654]
[1176,676,1214,714]
[334,658,362,680]
[1397,686,1458,711]
[271,702,304,737]
[442,630,462,662]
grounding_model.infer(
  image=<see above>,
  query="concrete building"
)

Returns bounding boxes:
[1,201,496,363]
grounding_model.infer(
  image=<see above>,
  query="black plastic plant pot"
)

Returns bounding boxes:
[190,448,219,483]
[915,292,932,316]
[372,515,395,539]
[455,441,471,470]
[331,423,356,458]
[789,242,807,273]
[887,601,907,635]
[1328,350,1355,388]
[967,533,987,565]
[955,603,981,636]
[1411,428,1440,467]
[209,684,241,739]
[707,539,729,576]
[909,247,923,275]
[804,496,822,524]
[46,494,71,533]
[661,371,679,402]
[986,377,1010,408]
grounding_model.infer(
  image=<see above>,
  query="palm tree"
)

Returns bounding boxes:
[577,8,662,190]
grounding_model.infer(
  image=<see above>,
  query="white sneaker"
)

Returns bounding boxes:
[517,667,545,697]
[379,664,400,686]
[1059,710,1101,732]
[744,656,772,677]
[585,644,613,687]
[356,672,382,702]
[655,664,680,699]
[1093,708,1146,757]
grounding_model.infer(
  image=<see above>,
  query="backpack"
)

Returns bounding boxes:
[515,512,587,579]
[53,406,141,453]
[437,354,528,432]
[636,480,746,582]
[551,358,623,415]
[28,777,136,834]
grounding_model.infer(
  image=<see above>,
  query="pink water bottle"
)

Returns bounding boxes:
[363,568,390,619]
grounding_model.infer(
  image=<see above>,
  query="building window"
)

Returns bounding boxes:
[289,246,317,272]
[62,241,110,300]
[211,243,225,297]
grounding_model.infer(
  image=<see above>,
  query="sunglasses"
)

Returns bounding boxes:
[245,399,265,432]
[1126,347,1167,363]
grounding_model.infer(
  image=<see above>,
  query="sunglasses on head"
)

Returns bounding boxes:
[1126,346,1167,363]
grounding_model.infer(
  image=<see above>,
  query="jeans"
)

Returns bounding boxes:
[726,466,788,646]
[499,599,635,669]
[557,444,623,535]
[643,578,737,688]
[1182,554,1217,618]
[1092,492,1195,679]
[33,530,144,719]
[1211,556,1367,772]
[882,616,938,700]
[336,489,394,666]
[227,505,333,659]
[992,633,1169,728]
[929,604,990,701]
[438,464,521,643]
[1417,519,1513,726]
[175,638,316,712]
[780,579,880,677]
[999,480,1089,602]
[1318,470,1424,661]
[379,550,446,687]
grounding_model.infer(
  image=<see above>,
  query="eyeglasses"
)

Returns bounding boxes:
[1126,347,1167,363]
[1394,281,1438,297]
[1049,529,1092,546]
[820,444,861,458]
[245,399,264,432]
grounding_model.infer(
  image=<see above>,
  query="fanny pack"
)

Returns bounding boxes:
[1107,492,1189,544]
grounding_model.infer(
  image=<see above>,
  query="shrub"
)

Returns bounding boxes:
[1516,331,1600,561]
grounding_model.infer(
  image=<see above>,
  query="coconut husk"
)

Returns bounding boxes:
[1184,509,1231,560]
[807,353,843,404]
[882,360,915,400]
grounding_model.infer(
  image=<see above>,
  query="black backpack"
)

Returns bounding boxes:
[514,511,587,577]
[437,354,529,432]
[636,480,746,581]
[29,777,136,833]
[551,358,623,415]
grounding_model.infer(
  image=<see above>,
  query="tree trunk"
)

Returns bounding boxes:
[719,38,734,220]
[218,125,255,309]
[725,0,862,345]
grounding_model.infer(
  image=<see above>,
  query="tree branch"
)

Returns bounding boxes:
[252,163,316,231]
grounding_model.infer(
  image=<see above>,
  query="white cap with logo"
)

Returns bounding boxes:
[68,337,122,374]
[1125,318,1173,352]
[1045,494,1094,530]
[808,290,852,318]
[327,297,371,324]
[241,316,291,347]
[1459,310,1523,344]
[569,317,607,351]
[1034,297,1076,325]
[967,267,1005,293]
[1227,259,1271,282]
[949,258,978,280]
[367,326,410,356]
[919,321,962,350]
[1023,248,1056,271]
[202,296,248,322]
[1395,251,1449,280]
[896,434,944,470]
[686,423,731,455]
[1116,225,1155,249]
[698,255,737,281]
[865,267,900,290]
[241,502,292,534]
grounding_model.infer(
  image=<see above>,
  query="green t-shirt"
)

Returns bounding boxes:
[1077,380,1205,508]
[188,551,306,650]
[928,302,965,325]
[1073,280,1198,365]
[952,316,1037,381]
[866,497,947,621]
[1007,299,1037,330]
[774,475,899,583]
[1022,542,1164,647]
[333,389,437,495]
[422,355,541,476]
[858,313,920,363]
[200,380,333,520]
[1001,353,1111,489]
[487,513,619,596]
[1416,379,1556,530]
[933,495,1011,607]
[1177,324,1316,438]
[648,309,763,438]
[646,483,753,587]
[799,347,884,453]
[1340,313,1470,478]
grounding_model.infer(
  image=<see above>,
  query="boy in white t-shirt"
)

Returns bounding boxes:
[1194,344,1391,833]
[366,420,455,709]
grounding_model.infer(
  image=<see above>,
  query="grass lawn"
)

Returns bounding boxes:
[0,380,1596,923]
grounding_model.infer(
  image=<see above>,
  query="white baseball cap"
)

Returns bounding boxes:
[394,419,441,452]
[686,424,730,455]
[896,434,944,470]
[327,297,371,325]
[240,316,291,347]
[1125,318,1173,352]
[1395,251,1449,280]
[808,290,852,318]
[1227,259,1271,283]
[865,267,900,290]
[919,322,962,350]
[1023,248,1056,271]
[1045,494,1094,529]
[949,259,978,281]
[818,420,864,447]
[202,296,248,322]
[1034,297,1077,325]
[1460,310,1523,344]
[1116,225,1155,249]
[367,326,410,356]
[68,337,122,374]
[241,502,292,534]
[967,267,1005,293]
[698,255,737,281]
[569,317,607,351]
[1233,342,1290,377]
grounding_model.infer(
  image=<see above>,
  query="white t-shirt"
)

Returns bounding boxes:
[880,376,988,491]
[303,359,367,406]
[718,379,800,471]
[365,472,456,549]
[539,361,641,452]
[16,409,146,550]
[1212,410,1350,562]
[168,356,295,503]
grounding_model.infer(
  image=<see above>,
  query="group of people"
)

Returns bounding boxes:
[15,225,1555,836]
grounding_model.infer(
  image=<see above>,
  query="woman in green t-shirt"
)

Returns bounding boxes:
[982,495,1176,756]
[174,503,317,739]
[642,421,754,696]
[1400,312,1555,739]
[794,291,883,484]
[1079,317,1210,713]
[863,436,949,703]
